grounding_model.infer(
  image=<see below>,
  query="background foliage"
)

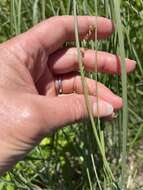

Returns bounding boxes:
[0,0,143,189]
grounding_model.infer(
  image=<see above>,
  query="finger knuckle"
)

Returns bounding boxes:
[73,75,80,93]
[71,95,85,122]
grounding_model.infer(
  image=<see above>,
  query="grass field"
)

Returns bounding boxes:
[0,0,143,189]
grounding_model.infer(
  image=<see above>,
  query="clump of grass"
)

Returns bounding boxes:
[0,0,143,190]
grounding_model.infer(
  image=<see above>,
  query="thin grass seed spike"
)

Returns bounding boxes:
[84,25,96,40]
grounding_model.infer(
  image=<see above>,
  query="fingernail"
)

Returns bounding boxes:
[106,103,114,115]
[111,95,123,109]
[93,101,113,117]
[111,95,122,102]
[126,59,137,70]
[133,60,137,65]
[132,60,137,68]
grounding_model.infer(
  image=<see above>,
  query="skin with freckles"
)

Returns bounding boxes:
[0,16,136,175]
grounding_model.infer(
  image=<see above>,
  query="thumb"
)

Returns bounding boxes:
[38,94,114,133]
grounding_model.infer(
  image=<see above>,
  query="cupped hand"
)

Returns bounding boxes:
[0,16,136,174]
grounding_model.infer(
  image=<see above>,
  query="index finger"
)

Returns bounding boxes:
[22,16,114,54]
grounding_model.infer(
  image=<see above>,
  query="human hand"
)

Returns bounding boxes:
[0,16,136,175]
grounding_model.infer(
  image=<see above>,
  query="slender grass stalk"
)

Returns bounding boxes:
[17,0,22,34]
[83,0,89,15]
[86,168,93,190]
[92,0,109,186]
[73,0,115,186]
[91,154,102,190]
[104,0,109,17]
[11,0,17,35]
[41,0,46,20]
[65,0,71,14]
[93,0,106,162]
[129,123,143,150]
[33,0,39,25]
[10,0,22,35]
[131,45,143,76]
[59,0,66,15]
[113,1,128,189]
[49,0,56,16]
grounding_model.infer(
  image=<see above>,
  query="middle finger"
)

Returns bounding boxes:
[49,48,136,74]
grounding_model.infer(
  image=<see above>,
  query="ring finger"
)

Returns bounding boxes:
[56,73,123,110]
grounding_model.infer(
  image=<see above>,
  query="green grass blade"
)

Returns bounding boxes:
[33,0,39,25]
[41,0,46,20]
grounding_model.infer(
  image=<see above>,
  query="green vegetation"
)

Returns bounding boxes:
[0,0,143,189]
